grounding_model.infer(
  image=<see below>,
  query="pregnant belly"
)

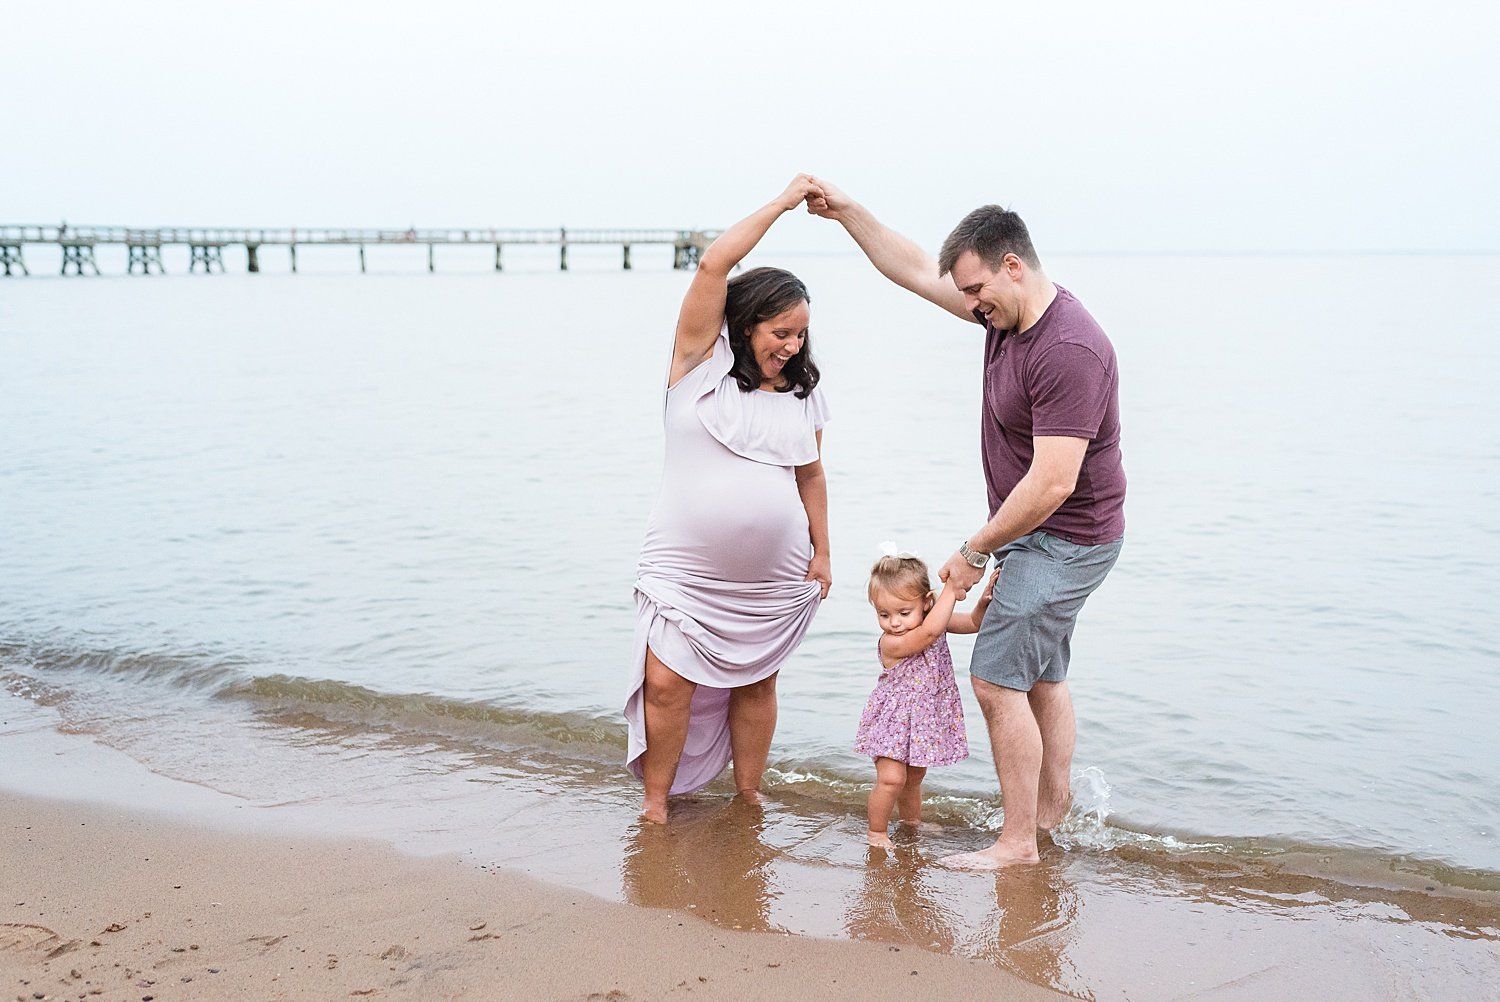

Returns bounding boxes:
[643,466,810,582]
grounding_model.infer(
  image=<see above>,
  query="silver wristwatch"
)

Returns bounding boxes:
[958,540,989,569]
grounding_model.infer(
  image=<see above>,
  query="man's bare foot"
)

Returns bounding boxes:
[867,831,894,848]
[735,789,769,806]
[640,799,668,824]
[938,841,1041,870]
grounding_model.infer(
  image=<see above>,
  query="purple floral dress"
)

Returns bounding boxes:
[853,634,968,767]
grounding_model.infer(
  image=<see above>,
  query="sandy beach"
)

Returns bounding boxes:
[4,687,1499,1000]
[1,792,1058,1002]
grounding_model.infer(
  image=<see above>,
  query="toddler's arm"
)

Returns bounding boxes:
[878,583,961,662]
[948,567,1002,635]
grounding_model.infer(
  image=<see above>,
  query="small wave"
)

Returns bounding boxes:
[0,638,248,694]
[225,673,627,752]
[0,637,626,754]
[6,634,1500,897]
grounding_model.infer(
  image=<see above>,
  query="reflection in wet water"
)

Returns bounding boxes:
[981,865,1084,995]
[622,798,779,932]
[844,841,1088,996]
[7,681,1499,999]
[846,838,961,952]
[613,785,1500,998]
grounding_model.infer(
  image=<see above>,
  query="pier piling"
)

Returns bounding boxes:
[188,244,226,274]
[0,224,720,276]
[0,243,26,275]
[60,241,100,276]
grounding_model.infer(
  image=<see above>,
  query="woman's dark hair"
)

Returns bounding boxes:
[724,266,820,398]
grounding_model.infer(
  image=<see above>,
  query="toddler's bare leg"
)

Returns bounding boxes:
[896,765,928,827]
[866,757,906,847]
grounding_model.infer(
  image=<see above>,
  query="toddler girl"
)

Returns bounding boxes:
[854,546,996,847]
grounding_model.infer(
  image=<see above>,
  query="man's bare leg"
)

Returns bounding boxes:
[639,646,695,824]
[941,677,1043,869]
[1029,680,1076,831]
[728,672,778,804]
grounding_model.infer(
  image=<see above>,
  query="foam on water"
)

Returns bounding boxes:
[6,638,1498,898]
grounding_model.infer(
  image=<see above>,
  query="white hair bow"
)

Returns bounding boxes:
[879,540,920,559]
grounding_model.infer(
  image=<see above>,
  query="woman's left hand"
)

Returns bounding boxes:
[805,552,832,599]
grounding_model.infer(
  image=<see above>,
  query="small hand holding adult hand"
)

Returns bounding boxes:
[806,551,833,599]
[973,566,1002,616]
[938,550,984,602]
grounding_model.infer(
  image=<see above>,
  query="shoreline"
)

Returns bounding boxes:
[4,694,1498,999]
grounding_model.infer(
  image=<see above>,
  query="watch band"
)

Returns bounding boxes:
[958,540,989,569]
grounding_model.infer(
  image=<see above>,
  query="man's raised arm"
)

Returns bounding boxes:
[805,178,977,323]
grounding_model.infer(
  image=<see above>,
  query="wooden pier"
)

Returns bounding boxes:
[0,224,719,276]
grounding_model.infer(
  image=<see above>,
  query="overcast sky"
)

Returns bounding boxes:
[7,0,1496,253]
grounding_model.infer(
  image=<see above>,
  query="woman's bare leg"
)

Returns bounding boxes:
[728,672,778,801]
[640,646,696,823]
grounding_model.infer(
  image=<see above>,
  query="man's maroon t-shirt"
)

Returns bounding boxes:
[978,285,1126,546]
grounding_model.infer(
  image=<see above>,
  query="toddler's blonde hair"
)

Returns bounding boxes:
[868,554,934,604]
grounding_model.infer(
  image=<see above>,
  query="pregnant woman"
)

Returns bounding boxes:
[625,175,832,823]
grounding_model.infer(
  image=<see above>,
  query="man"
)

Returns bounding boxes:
[807,181,1125,868]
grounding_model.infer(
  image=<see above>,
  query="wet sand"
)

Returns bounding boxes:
[1,793,1061,1002]
[3,695,1498,999]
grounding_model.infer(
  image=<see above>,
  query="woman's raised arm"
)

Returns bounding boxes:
[670,174,822,386]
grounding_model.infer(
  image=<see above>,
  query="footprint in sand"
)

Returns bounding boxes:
[0,922,59,954]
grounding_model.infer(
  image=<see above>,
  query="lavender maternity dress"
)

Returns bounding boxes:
[625,329,829,794]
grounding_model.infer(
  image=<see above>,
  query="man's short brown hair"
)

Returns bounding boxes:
[937,205,1041,277]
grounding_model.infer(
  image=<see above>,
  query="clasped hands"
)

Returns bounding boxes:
[773,174,847,219]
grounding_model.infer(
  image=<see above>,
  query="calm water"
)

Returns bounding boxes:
[2,251,1498,885]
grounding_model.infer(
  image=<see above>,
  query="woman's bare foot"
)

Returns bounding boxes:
[867,830,894,848]
[640,797,668,824]
[938,839,1040,869]
[735,789,769,806]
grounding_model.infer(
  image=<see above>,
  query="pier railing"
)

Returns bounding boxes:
[0,224,720,275]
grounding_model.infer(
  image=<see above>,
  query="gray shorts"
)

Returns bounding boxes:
[970,531,1123,692]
